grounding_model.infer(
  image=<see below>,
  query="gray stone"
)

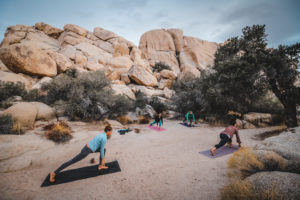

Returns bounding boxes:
[255,127,300,161]
[246,171,300,200]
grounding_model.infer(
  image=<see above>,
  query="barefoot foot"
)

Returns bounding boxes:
[49,172,56,183]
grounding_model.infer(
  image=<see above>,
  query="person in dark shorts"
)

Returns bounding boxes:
[210,119,242,156]
[150,112,164,129]
[49,125,113,183]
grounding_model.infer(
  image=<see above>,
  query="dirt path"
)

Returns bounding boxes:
[0,120,283,200]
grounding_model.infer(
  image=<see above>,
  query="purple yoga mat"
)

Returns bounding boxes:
[147,125,166,132]
[199,145,240,158]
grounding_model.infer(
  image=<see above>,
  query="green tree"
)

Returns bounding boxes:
[205,25,268,115]
[211,25,299,127]
[263,44,300,127]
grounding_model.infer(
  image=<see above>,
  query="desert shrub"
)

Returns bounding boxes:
[134,90,148,109]
[228,148,287,179]
[138,116,150,124]
[250,93,284,115]
[106,95,133,119]
[172,78,209,118]
[260,152,286,172]
[0,81,43,107]
[0,114,23,134]
[22,89,41,102]
[152,62,171,72]
[149,97,167,113]
[228,148,264,179]
[117,115,133,125]
[221,180,281,200]
[221,180,255,200]
[44,121,72,143]
[0,81,26,102]
[42,69,132,120]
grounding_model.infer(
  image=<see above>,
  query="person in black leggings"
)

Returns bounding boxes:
[210,119,242,156]
[49,125,112,183]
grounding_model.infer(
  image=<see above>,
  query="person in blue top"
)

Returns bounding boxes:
[49,125,112,183]
[184,111,195,127]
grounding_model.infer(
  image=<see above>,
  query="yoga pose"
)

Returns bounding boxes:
[150,113,164,129]
[184,111,195,126]
[49,125,113,183]
[210,119,241,156]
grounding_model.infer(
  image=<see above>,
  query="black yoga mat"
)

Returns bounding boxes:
[179,122,195,127]
[41,160,121,187]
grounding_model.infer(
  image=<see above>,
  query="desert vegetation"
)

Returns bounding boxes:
[0,114,23,134]
[42,69,133,120]
[152,62,171,72]
[173,25,299,127]
[0,81,40,108]
[44,121,72,143]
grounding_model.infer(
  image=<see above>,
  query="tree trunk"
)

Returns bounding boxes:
[283,101,298,127]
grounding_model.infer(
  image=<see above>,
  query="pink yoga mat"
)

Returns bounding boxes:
[147,125,166,132]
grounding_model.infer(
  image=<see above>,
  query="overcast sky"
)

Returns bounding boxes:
[0,0,299,47]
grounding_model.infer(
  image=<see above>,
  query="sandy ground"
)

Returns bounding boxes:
[0,120,284,200]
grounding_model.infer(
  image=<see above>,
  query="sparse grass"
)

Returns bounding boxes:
[117,115,133,125]
[44,121,72,143]
[221,180,282,200]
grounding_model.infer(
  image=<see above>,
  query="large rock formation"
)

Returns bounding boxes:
[0,22,219,101]
[30,102,56,120]
[128,65,157,87]
[4,102,38,128]
[0,43,57,77]
[139,28,218,77]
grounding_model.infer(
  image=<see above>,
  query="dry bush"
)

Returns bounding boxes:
[260,151,286,172]
[221,180,281,200]
[228,148,288,179]
[0,114,23,134]
[221,180,255,200]
[138,116,150,124]
[44,121,72,143]
[116,115,133,125]
[228,148,264,179]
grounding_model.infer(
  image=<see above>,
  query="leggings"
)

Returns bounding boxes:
[150,120,162,127]
[54,145,106,174]
[215,133,231,149]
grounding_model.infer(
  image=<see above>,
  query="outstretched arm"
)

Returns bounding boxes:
[98,140,108,170]
[235,130,241,147]
[185,113,189,123]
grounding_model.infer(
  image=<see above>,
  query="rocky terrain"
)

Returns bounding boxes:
[0,22,218,101]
